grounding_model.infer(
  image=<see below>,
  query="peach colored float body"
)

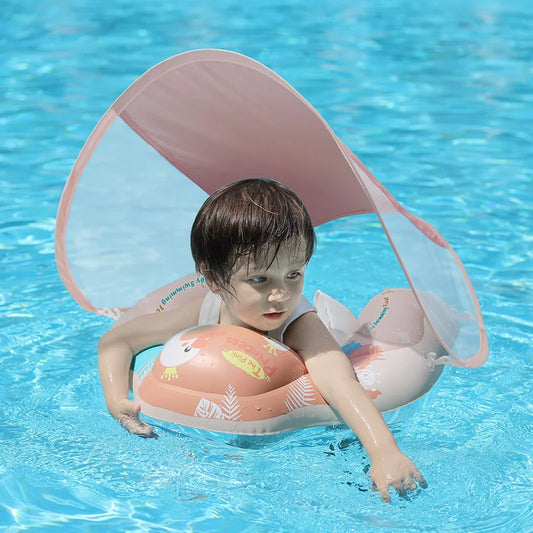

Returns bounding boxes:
[129,273,447,435]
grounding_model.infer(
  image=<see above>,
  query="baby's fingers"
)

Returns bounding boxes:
[412,468,427,488]
[405,477,418,491]
[372,481,392,504]
[119,413,158,438]
[379,486,391,504]
[115,400,158,438]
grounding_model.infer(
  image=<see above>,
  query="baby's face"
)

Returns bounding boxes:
[216,238,308,333]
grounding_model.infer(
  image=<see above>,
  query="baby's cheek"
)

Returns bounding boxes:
[290,285,304,299]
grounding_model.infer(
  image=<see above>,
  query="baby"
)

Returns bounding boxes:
[98,178,425,502]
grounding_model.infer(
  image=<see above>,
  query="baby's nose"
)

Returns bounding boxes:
[268,287,289,302]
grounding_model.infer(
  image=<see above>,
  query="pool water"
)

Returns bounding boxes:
[1,0,532,531]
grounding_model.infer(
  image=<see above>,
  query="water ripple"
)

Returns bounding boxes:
[1,0,532,531]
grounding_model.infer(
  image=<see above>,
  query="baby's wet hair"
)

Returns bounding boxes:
[191,178,315,289]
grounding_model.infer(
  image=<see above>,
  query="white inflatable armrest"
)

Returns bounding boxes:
[314,290,360,346]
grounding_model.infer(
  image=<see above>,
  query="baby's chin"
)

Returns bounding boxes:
[238,316,285,334]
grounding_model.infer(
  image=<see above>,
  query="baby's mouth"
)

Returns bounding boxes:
[263,311,284,321]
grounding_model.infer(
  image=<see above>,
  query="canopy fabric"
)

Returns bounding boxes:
[55,49,488,368]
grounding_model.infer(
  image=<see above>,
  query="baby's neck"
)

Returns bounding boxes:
[218,301,267,335]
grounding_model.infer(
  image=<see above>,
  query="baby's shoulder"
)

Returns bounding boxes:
[162,295,204,331]
[283,310,322,349]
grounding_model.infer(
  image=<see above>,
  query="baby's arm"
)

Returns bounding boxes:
[97,298,203,436]
[284,311,425,503]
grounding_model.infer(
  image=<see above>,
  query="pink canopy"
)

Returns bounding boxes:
[55,49,488,368]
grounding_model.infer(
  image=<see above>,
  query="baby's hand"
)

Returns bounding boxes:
[111,398,158,438]
[369,449,426,503]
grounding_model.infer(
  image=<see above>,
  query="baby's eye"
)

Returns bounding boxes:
[287,271,302,280]
[249,276,267,284]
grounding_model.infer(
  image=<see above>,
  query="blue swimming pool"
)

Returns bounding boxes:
[1,1,531,531]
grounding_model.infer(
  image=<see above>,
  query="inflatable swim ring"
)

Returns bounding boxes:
[53,49,489,433]
[129,274,449,435]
